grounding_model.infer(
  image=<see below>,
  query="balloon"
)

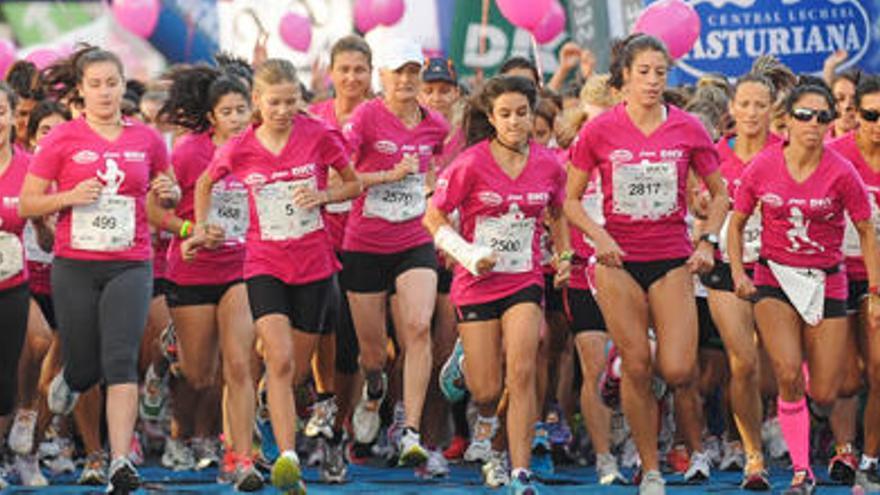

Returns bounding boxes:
[111,0,161,40]
[632,0,700,59]
[0,40,15,78]
[25,48,61,71]
[496,0,552,30]
[354,0,378,33]
[279,12,312,52]
[373,0,405,27]
[531,1,566,44]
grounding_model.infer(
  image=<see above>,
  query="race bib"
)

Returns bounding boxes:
[842,209,880,258]
[580,187,605,248]
[23,221,52,264]
[0,232,23,281]
[474,206,535,273]
[719,211,762,263]
[612,159,678,219]
[208,185,249,242]
[255,179,322,241]
[767,259,825,326]
[364,173,426,222]
[71,194,135,252]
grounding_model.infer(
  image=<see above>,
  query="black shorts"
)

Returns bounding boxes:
[623,258,688,292]
[437,266,453,295]
[847,279,869,314]
[31,291,56,329]
[700,262,753,293]
[697,296,724,350]
[246,275,333,334]
[564,288,606,333]
[165,280,243,308]
[456,285,543,323]
[543,273,564,313]
[755,285,847,320]
[342,243,438,294]
[153,278,170,298]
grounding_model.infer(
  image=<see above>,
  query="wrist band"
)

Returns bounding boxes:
[179,220,193,239]
[557,250,574,262]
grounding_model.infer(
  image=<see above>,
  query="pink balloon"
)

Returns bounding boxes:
[354,0,378,33]
[373,0,405,27]
[112,0,161,39]
[25,48,61,71]
[531,1,566,44]
[496,0,552,30]
[279,12,312,52]
[632,0,700,59]
[0,40,16,78]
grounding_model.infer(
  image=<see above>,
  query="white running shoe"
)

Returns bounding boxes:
[596,452,626,485]
[640,469,666,495]
[464,415,498,463]
[15,454,48,487]
[47,372,79,415]
[704,435,722,466]
[352,374,386,444]
[397,428,429,467]
[305,397,338,439]
[762,416,789,460]
[719,440,746,471]
[161,438,195,471]
[416,449,450,479]
[684,450,711,483]
[621,436,641,470]
[8,408,37,455]
[481,450,510,488]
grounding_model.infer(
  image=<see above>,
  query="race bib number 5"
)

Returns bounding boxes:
[474,207,536,273]
[0,232,23,281]
[71,194,135,251]
[612,160,678,220]
[255,179,323,241]
[364,173,426,223]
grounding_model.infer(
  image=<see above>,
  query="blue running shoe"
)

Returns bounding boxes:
[255,377,278,464]
[439,338,466,403]
[509,470,540,494]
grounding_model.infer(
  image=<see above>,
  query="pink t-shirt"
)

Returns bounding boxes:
[343,98,450,254]
[310,99,354,253]
[734,141,871,269]
[208,114,349,285]
[717,134,783,200]
[432,140,565,306]
[828,132,880,281]
[166,132,245,286]
[570,104,720,262]
[569,174,603,291]
[436,126,465,174]
[29,117,170,261]
[0,150,31,291]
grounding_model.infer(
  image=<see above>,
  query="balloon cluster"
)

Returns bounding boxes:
[279,0,407,53]
[632,0,701,59]
[496,0,566,45]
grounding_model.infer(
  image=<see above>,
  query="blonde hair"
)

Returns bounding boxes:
[580,74,617,109]
[253,59,299,92]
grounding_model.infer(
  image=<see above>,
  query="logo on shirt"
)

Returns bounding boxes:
[760,193,783,208]
[123,151,146,162]
[73,150,99,164]
[96,158,125,195]
[478,191,503,207]
[609,149,633,163]
[785,205,825,254]
[418,145,434,156]
[527,192,549,205]
[243,173,267,186]
[375,140,399,155]
[2,196,18,209]
[290,163,316,177]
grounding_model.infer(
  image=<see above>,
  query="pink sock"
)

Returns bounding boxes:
[778,397,812,477]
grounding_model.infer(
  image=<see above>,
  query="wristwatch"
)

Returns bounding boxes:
[698,233,719,249]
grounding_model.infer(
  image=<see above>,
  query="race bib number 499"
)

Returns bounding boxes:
[612,160,678,220]
[71,194,135,252]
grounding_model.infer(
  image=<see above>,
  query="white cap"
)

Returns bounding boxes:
[377,38,424,71]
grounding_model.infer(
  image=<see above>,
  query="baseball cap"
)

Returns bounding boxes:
[422,57,457,84]
[377,38,424,71]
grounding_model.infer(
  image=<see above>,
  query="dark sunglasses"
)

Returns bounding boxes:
[791,107,835,124]
[860,108,880,123]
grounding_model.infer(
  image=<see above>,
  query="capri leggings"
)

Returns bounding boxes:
[0,283,30,415]
[52,257,152,391]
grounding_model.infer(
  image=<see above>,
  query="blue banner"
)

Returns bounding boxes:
[149,0,219,64]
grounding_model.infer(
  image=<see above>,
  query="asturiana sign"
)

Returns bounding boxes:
[652,0,877,82]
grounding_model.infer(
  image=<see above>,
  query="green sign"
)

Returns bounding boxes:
[2,2,98,47]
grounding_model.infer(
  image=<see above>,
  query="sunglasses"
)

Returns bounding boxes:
[791,107,835,124]
[860,108,880,123]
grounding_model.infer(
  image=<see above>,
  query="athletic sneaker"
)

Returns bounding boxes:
[161,438,195,471]
[107,456,141,494]
[855,467,880,492]
[139,363,167,421]
[47,371,80,415]
[465,415,498,463]
[665,444,689,474]
[15,454,48,487]
[305,396,338,439]
[79,452,108,485]
[443,435,468,461]
[741,468,771,491]
[255,376,278,464]
[44,449,76,475]
[762,416,789,460]
[416,449,450,479]
[719,440,745,471]
[828,443,857,485]
[782,469,816,495]
[128,434,144,466]
[386,401,407,453]
[639,469,666,495]
[159,323,180,376]
[509,470,540,494]
[270,450,305,494]
[439,338,467,402]
[482,450,510,488]
[8,408,37,455]
[319,436,348,484]
[398,427,429,467]
[621,436,641,470]
[704,435,722,466]
[353,373,386,444]
[684,450,711,482]
[0,471,7,490]
[596,452,626,485]
[232,454,264,492]
[192,437,221,470]
[599,345,622,409]
[544,404,572,447]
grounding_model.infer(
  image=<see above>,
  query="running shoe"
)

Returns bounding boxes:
[15,454,48,487]
[233,454,264,492]
[704,434,722,466]
[855,467,880,492]
[78,451,108,485]
[531,422,554,476]
[159,323,180,376]
[828,442,858,485]
[443,435,468,461]
[621,436,641,470]
[439,338,467,403]
[139,363,167,421]
[509,470,540,494]
[416,449,450,479]
[464,415,498,463]
[218,450,237,485]
[719,440,745,471]
[255,376,279,464]
[161,438,195,471]
[0,471,7,491]
[192,437,221,470]
[47,371,80,415]
[270,450,306,494]
[482,450,510,488]
[596,452,626,485]
[319,435,348,484]
[8,408,37,455]
[305,396,337,440]
[639,469,666,495]
[544,404,572,447]
[353,372,386,444]
[386,400,407,453]
[762,416,789,460]
[398,427,429,467]
[665,444,689,474]
[107,456,140,494]
[128,434,144,466]
[782,469,816,495]
[599,344,622,409]
[684,450,711,483]
[740,452,770,491]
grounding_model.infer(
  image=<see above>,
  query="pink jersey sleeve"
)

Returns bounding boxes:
[568,131,595,175]
[342,104,367,159]
[28,129,65,181]
[432,160,469,214]
[550,155,566,209]
[733,156,761,215]
[207,138,237,183]
[321,128,351,172]
[839,160,872,223]
[689,127,721,178]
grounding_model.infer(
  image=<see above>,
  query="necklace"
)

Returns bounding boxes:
[494,137,528,155]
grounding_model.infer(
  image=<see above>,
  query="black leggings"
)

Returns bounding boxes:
[0,283,30,415]
[52,258,152,391]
